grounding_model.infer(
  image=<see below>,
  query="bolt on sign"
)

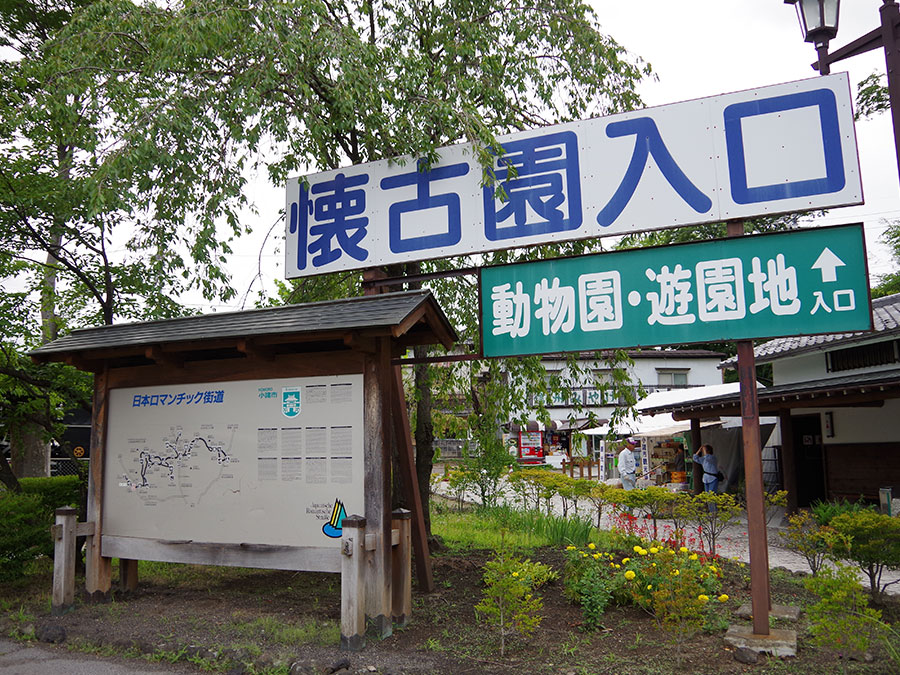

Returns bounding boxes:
[479,224,871,358]
[285,74,861,278]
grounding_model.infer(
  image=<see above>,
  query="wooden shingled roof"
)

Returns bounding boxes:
[30,291,457,371]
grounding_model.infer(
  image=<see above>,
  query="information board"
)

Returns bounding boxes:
[480,224,872,358]
[286,74,861,278]
[103,374,364,548]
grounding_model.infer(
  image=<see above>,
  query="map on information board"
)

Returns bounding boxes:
[104,374,364,548]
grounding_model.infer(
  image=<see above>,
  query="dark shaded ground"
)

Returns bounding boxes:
[2,549,899,674]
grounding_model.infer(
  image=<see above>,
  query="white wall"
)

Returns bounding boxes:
[773,338,900,386]
[773,353,826,385]
[525,353,723,423]
[799,398,900,445]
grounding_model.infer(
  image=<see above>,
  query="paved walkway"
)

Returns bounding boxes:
[0,638,192,674]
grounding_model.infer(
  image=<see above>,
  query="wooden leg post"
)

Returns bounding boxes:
[52,507,77,614]
[390,365,435,593]
[86,369,112,601]
[341,515,367,651]
[391,509,412,628]
[120,559,139,592]
[363,340,393,639]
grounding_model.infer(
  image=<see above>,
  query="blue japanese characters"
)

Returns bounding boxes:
[285,74,861,278]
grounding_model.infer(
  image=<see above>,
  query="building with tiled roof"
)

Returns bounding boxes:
[641,293,900,511]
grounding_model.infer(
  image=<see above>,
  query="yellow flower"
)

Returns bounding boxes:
[566,545,576,550]
[609,563,615,568]
[638,548,648,556]
[593,553,601,559]
[651,562,657,567]
[588,542,596,550]
[625,570,636,580]
[709,565,718,574]
[718,594,729,603]
[679,546,689,553]
[649,547,658,554]
[646,584,653,590]
[672,569,680,576]
[622,557,630,564]
[689,554,698,561]
[512,571,519,577]
[614,564,621,569]
[698,594,709,603]
[633,545,642,553]
[582,552,588,558]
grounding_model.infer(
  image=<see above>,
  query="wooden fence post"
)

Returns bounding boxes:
[391,509,411,628]
[52,507,77,614]
[341,515,367,651]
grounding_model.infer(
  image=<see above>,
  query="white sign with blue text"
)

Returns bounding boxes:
[285,74,861,278]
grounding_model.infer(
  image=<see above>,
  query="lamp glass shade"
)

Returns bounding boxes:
[795,0,840,43]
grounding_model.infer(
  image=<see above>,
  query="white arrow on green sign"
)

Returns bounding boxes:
[479,224,872,358]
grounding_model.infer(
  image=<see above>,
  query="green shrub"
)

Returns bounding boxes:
[779,509,848,576]
[0,491,52,581]
[563,539,724,637]
[674,492,742,555]
[803,562,882,656]
[19,475,82,512]
[830,509,900,600]
[475,546,553,656]
[809,497,873,526]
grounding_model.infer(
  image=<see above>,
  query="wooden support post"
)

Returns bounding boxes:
[391,509,412,627]
[779,410,798,514]
[86,368,112,601]
[52,507,77,614]
[340,515,367,651]
[587,460,593,479]
[363,340,392,639]
[738,340,772,629]
[390,365,435,592]
[120,559,139,592]
[690,418,703,494]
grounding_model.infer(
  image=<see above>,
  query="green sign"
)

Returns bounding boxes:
[480,224,872,358]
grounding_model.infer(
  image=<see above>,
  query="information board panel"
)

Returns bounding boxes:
[103,374,364,548]
[286,74,861,278]
[480,224,871,358]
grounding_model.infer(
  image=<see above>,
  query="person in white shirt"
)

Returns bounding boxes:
[617,439,638,491]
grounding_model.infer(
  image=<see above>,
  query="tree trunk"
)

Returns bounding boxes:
[0,455,21,492]
[413,349,435,538]
[10,426,50,478]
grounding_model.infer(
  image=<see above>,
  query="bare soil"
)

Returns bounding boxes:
[3,549,899,674]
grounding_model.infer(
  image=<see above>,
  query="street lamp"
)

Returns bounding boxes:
[785,0,840,73]
[785,0,900,183]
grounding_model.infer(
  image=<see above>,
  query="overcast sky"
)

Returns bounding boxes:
[596,0,898,271]
[225,1,900,308]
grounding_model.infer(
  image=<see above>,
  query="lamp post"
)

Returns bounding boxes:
[785,0,900,183]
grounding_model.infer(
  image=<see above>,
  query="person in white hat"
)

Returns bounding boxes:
[617,438,638,491]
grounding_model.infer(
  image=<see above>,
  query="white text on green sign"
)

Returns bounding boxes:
[480,225,871,357]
